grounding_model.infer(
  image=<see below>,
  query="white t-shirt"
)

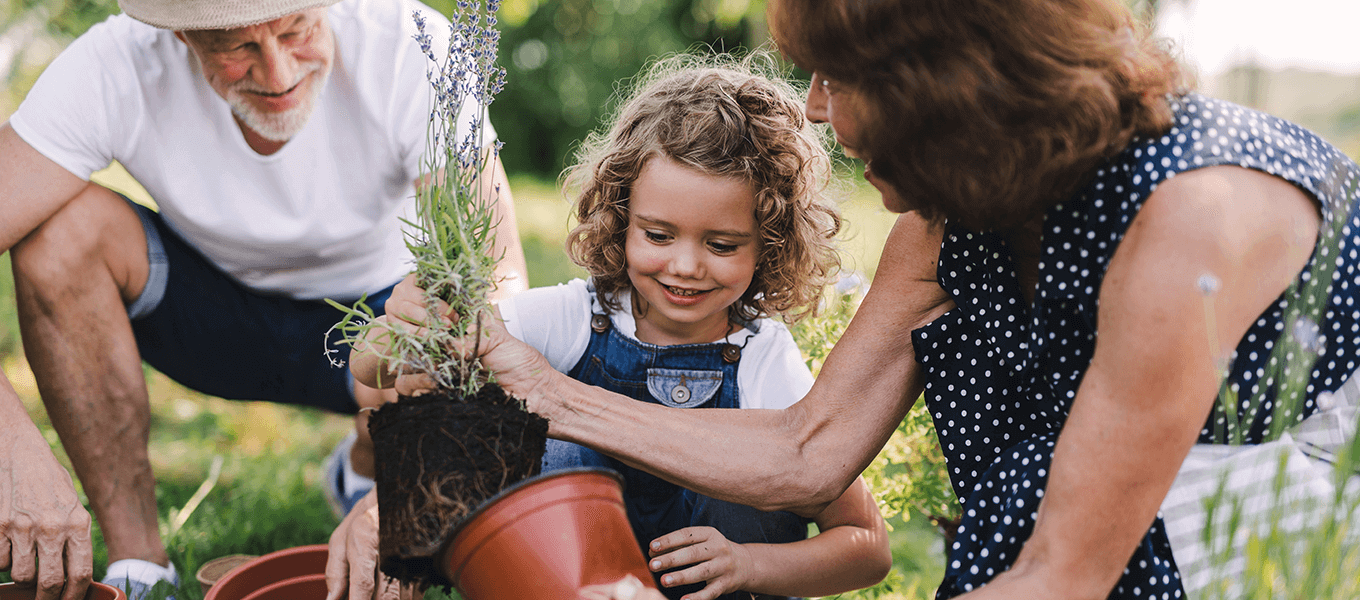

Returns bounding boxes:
[498,279,814,410]
[9,0,491,300]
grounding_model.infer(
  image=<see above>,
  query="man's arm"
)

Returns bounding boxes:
[0,122,98,600]
[0,375,94,600]
[414,157,528,300]
[481,160,528,299]
[0,123,88,252]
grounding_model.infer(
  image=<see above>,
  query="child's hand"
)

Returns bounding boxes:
[647,527,754,600]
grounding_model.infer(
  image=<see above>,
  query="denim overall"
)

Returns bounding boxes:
[542,308,809,600]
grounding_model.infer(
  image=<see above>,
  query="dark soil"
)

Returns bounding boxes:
[368,382,549,589]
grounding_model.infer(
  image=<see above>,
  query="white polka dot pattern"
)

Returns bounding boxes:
[917,94,1360,599]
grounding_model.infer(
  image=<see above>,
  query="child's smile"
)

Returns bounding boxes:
[625,155,759,346]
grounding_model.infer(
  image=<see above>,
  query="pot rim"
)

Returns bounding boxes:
[438,466,623,559]
[203,544,328,600]
[0,581,127,600]
[449,467,623,541]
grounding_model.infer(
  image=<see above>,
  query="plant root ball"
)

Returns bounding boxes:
[368,382,549,589]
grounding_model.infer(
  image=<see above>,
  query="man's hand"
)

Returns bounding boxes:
[0,418,93,600]
[324,489,413,600]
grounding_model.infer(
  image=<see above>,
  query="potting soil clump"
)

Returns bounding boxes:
[368,382,549,589]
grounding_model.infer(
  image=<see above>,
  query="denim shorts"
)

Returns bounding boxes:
[125,199,394,413]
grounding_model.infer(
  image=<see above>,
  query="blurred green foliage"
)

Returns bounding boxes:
[2,0,778,178]
[0,256,17,356]
[5,0,120,38]
[451,0,774,177]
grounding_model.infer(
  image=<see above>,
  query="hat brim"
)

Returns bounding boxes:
[118,0,343,30]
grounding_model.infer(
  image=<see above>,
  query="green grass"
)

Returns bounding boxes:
[1,169,942,599]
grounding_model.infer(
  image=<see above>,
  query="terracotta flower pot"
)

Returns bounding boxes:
[439,467,659,600]
[0,581,126,600]
[203,545,328,600]
[195,554,258,595]
[238,574,327,600]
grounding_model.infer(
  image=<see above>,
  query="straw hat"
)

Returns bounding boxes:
[118,0,343,30]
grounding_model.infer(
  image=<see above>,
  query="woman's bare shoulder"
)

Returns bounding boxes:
[1136,165,1319,260]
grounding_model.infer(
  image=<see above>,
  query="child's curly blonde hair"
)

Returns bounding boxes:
[564,52,842,324]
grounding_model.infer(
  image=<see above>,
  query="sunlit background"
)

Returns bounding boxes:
[5,0,1357,174]
[1,1,1358,597]
[1154,0,1360,155]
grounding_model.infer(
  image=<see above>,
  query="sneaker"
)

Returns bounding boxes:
[103,559,179,600]
[322,430,374,518]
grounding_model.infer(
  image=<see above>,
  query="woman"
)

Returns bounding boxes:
[327,0,1360,598]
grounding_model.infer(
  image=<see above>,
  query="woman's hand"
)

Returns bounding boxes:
[646,527,754,600]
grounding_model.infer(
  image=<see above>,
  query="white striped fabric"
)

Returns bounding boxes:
[1160,381,1360,598]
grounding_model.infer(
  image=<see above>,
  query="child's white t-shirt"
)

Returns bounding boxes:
[9,0,490,300]
[497,279,814,410]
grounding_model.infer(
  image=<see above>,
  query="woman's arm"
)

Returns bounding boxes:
[646,476,891,599]
[486,212,955,515]
[960,166,1322,599]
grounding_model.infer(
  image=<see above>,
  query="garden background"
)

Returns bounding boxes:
[2,0,1359,598]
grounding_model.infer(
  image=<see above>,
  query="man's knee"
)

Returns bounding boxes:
[11,184,150,304]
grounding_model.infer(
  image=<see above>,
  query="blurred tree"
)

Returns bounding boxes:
[14,0,120,37]
[3,0,773,178]
[422,0,773,177]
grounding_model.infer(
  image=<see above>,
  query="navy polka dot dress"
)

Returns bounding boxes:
[916,94,1360,599]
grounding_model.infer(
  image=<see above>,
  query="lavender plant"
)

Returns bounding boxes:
[327,1,547,589]
[329,0,507,397]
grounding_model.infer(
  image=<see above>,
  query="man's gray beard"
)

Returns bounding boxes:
[226,62,331,143]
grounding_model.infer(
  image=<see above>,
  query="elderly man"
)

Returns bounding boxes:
[0,0,525,597]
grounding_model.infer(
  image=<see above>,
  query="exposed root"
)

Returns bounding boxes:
[368,382,549,589]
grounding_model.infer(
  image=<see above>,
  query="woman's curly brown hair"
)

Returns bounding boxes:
[770,0,1190,231]
[564,53,842,324]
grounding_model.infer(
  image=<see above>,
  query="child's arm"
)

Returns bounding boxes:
[646,475,890,600]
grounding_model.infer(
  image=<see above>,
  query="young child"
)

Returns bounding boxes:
[498,56,889,600]
[354,55,891,600]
